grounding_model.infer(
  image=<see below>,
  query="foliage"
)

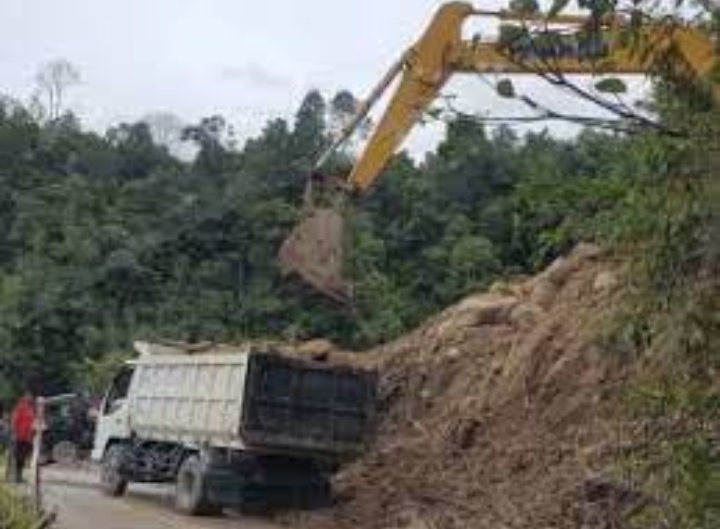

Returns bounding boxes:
[70,349,135,397]
[0,485,40,529]
[595,84,720,529]
[0,83,689,396]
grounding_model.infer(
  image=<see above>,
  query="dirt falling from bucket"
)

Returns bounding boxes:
[278,207,352,301]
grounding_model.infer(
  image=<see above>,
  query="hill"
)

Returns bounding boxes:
[297,244,642,529]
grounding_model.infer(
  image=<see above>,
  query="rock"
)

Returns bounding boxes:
[571,242,604,262]
[444,347,462,359]
[435,313,477,338]
[541,256,576,286]
[533,244,603,289]
[297,338,335,360]
[454,293,501,313]
[510,281,531,298]
[529,278,558,309]
[435,295,519,336]
[489,280,514,296]
[476,297,520,325]
[455,295,519,325]
[593,270,618,293]
[509,302,544,328]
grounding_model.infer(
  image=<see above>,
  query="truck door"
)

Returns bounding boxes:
[91,366,134,462]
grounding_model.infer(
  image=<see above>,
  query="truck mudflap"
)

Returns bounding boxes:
[240,352,377,458]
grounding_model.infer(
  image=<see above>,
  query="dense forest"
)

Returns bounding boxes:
[0,88,636,397]
[0,55,716,409]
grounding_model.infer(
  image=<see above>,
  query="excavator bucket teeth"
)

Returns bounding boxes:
[278,207,352,302]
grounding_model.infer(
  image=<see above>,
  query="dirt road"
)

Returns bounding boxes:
[39,466,285,529]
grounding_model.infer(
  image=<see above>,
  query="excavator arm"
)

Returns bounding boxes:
[346,3,717,191]
[280,1,718,300]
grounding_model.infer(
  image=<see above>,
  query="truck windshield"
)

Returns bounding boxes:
[103,367,133,415]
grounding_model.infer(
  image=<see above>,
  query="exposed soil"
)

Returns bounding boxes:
[292,243,639,529]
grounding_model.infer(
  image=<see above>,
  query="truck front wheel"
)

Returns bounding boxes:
[175,455,222,516]
[101,444,128,497]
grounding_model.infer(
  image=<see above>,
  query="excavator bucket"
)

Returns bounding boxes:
[278,206,352,302]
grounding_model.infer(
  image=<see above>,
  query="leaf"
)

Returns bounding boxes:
[709,59,720,84]
[548,0,571,18]
[496,79,516,99]
[595,77,628,94]
[509,0,540,15]
[499,24,528,47]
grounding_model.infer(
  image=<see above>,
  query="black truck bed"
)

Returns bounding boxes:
[240,352,377,459]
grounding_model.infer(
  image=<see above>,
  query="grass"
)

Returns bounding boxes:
[0,484,40,529]
[0,449,42,529]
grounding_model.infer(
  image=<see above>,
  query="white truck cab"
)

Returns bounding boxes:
[91,366,133,462]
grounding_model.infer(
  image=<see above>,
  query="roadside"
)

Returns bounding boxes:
[38,465,284,529]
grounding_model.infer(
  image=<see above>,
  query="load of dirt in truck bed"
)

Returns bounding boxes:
[138,336,361,367]
[292,243,638,529]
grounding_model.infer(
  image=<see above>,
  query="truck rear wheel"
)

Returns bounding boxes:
[52,440,80,466]
[101,444,128,497]
[175,455,222,516]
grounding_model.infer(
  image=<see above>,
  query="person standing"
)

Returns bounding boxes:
[10,393,35,483]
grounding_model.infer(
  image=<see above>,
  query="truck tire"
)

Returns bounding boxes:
[175,455,222,516]
[101,444,129,497]
[52,441,79,466]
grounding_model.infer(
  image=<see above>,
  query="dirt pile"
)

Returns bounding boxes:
[298,243,636,529]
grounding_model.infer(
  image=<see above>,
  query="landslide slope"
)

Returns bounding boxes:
[303,243,636,529]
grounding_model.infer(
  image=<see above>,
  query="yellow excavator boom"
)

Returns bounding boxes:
[280,2,718,300]
[345,3,717,191]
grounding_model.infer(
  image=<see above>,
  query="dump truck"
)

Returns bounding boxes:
[91,341,377,515]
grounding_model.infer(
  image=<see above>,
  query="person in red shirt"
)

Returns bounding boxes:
[10,392,35,483]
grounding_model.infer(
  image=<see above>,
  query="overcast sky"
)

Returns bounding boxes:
[1,0,650,155]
